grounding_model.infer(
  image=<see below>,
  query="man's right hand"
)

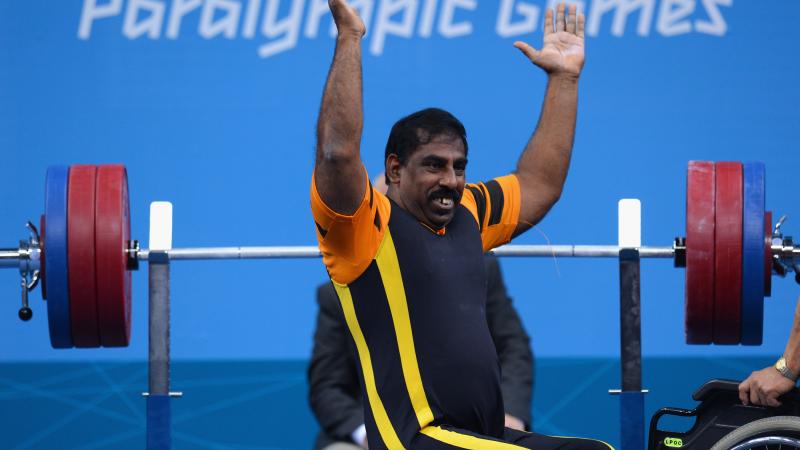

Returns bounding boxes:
[330,0,366,39]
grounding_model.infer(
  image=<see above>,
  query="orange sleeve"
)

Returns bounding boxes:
[310,170,391,285]
[460,174,521,252]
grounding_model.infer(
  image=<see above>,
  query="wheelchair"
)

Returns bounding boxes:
[649,379,800,449]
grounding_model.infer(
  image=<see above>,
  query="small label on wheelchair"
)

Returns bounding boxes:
[664,437,683,448]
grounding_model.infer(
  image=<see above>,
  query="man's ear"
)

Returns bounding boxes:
[386,154,402,184]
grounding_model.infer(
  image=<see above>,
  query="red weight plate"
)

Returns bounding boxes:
[686,161,715,344]
[95,165,132,347]
[713,162,743,344]
[765,211,772,297]
[68,165,101,348]
[40,215,47,300]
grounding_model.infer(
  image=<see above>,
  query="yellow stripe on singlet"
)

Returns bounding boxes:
[375,230,435,429]
[420,426,528,449]
[333,283,405,450]
[374,231,534,450]
[552,435,616,449]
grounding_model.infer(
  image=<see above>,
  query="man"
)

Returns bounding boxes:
[309,253,533,449]
[310,0,609,448]
[739,298,800,407]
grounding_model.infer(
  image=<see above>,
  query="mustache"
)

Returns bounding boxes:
[428,188,461,202]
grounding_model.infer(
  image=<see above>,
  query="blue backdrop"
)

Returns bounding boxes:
[1,0,799,362]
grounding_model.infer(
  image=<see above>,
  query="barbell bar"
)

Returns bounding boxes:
[3,162,800,349]
[11,241,800,265]
[130,244,674,260]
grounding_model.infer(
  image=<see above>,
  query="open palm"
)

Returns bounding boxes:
[515,4,585,77]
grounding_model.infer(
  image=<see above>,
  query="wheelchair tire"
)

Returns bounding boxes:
[710,416,800,450]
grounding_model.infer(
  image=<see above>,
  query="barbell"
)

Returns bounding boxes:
[2,162,799,349]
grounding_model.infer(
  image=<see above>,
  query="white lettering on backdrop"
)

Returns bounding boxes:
[78,0,734,58]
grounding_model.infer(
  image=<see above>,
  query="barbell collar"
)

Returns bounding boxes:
[126,240,140,271]
[772,242,800,261]
[673,237,687,268]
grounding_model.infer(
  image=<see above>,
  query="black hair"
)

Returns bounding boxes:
[384,108,468,183]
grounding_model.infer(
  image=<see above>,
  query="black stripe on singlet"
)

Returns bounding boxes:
[346,260,421,447]
[466,186,486,231]
[485,180,504,226]
[369,182,374,208]
[315,222,328,238]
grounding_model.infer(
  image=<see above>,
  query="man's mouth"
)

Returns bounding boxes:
[434,196,454,207]
[429,190,459,212]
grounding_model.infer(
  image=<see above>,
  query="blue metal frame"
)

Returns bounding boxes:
[619,248,645,450]
[147,251,171,449]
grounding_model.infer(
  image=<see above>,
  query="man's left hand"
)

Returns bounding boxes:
[514,3,585,78]
[739,366,796,407]
[504,414,526,431]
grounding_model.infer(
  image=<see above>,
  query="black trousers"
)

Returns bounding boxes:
[408,426,614,450]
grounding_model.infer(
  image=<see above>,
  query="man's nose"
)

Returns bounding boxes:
[439,167,457,189]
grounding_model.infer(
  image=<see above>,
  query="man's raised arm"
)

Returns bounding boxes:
[315,0,367,215]
[512,3,585,235]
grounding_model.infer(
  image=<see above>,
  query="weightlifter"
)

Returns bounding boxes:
[310,174,534,450]
[310,1,611,449]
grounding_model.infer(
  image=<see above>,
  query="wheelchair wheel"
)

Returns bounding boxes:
[710,416,800,450]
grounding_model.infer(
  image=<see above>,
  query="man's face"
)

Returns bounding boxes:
[387,134,467,230]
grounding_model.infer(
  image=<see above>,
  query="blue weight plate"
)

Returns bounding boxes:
[741,162,765,345]
[45,166,73,348]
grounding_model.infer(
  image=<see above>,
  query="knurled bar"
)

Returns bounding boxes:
[134,245,676,261]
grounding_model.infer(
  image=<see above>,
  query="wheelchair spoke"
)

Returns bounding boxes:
[728,436,800,450]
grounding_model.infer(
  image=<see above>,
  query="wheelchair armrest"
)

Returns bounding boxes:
[779,387,800,405]
[692,379,741,402]
[691,378,800,407]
